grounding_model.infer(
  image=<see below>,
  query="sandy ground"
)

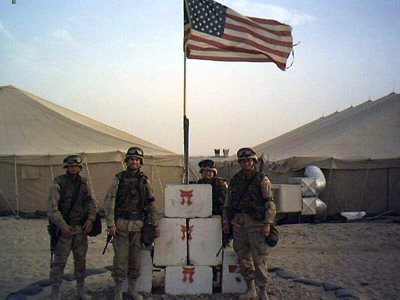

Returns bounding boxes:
[1,217,400,300]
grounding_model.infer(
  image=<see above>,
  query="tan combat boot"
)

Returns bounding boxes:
[114,280,124,300]
[51,285,61,300]
[77,280,89,300]
[258,286,270,300]
[238,279,257,300]
[128,279,143,300]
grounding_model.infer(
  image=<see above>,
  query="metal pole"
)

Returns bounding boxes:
[183,55,189,184]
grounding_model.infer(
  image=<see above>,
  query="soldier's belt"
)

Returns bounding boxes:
[116,212,144,220]
[68,218,85,226]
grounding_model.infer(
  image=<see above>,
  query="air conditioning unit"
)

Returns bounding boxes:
[272,184,302,213]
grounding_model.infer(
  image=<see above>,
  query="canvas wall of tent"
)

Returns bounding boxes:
[217,93,400,217]
[0,85,198,216]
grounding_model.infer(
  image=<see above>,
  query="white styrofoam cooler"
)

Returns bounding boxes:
[164,184,212,218]
[122,250,152,293]
[221,247,246,293]
[188,216,222,266]
[165,266,212,295]
[288,177,318,197]
[153,218,187,266]
[272,184,302,213]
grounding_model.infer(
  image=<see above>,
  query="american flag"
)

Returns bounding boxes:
[184,0,293,71]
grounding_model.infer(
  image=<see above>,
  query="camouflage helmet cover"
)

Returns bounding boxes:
[237,147,258,161]
[198,159,217,175]
[125,147,144,164]
[63,155,83,169]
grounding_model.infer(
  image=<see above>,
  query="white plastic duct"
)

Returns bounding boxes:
[304,166,326,195]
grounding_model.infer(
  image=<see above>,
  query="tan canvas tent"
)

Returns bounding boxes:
[218,93,400,216]
[0,85,194,216]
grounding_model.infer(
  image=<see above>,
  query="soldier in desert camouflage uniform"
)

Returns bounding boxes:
[197,159,228,290]
[197,159,228,216]
[223,148,276,300]
[105,147,160,300]
[48,155,98,300]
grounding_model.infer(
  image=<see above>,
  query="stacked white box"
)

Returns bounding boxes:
[157,184,216,295]
[221,247,246,293]
[164,184,212,218]
[165,266,212,295]
[302,197,318,215]
[288,177,317,197]
[153,218,187,266]
[188,216,222,266]
[122,250,152,293]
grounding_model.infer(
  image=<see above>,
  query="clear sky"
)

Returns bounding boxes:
[1,0,399,156]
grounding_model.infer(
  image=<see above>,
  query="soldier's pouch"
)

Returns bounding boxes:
[88,213,102,237]
[141,222,156,247]
[265,224,279,247]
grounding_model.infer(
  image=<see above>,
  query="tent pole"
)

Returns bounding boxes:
[48,154,55,180]
[386,168,390,211]
[119,151,126,171]
[0,187,17,217]
[13,155,20,219]
[152,157,165,195]
[82,153,97,202]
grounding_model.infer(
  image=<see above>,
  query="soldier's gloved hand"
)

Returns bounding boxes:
[61,226,74,238]
[222,223,230,235]
[263,223,271,237]
[83,219,93,234]
[108,226,118,237]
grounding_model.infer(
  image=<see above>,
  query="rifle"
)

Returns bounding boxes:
[47,221,61,267]
[102,233,113,255]
[216,226,233,257]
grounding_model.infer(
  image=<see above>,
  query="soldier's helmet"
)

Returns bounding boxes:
[125,147,144,164]
[237,147,258,162]
[198,159,217,175]
[63,155,83,169]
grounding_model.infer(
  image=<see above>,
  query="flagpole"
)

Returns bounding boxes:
[183,54,189,184]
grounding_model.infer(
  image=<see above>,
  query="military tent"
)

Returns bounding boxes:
[0,85,194,216]
[218,93,400,216]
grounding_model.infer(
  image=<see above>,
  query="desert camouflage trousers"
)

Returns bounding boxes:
[112,218,143,282]
[50,226,88,287]
[232,213,270,287]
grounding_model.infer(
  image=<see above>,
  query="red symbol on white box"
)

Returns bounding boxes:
[179,189,194,205]
[180,225,186,240]
[180,225,194,240]
[228,265,242,282]
[187,225,193,240]
[228,265,238,273]
[182,266,195,283]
